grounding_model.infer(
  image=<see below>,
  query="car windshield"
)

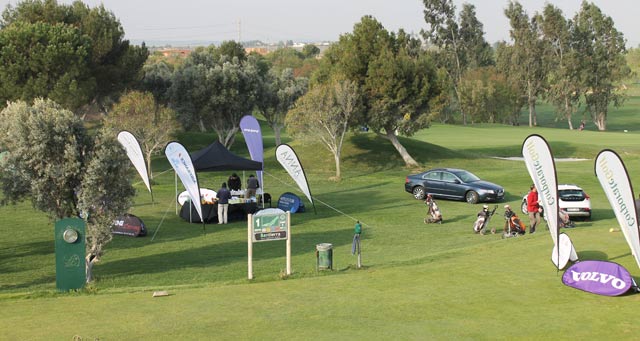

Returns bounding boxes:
[451,170,480,183]
[559,189,585,201]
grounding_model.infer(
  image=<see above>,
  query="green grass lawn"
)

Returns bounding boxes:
[2,92,640,339]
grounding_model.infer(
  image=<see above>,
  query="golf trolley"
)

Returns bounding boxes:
[473,205,497,235]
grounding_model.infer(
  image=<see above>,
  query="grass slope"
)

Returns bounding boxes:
[2,93,640,339]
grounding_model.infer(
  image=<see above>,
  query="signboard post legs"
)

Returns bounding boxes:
[248,213,253,280]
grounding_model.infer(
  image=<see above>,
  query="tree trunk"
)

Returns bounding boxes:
[85,254,97,283]
[146,150,154,180]
[334,150,341,180]
[273,125,282,146]
[382,129,418,168]
[595,112,606,131]
[565,98,573,130]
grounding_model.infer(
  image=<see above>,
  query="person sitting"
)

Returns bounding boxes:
[227,173,241,191]
[559,209,575,228]
[424,194,443,224]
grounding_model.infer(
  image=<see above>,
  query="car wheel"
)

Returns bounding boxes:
[412,186,426,200]
[521,200,528,215]
[465,191,479,204]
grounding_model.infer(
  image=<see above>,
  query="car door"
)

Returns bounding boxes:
[422,171,446,198]
[441,171,464,199]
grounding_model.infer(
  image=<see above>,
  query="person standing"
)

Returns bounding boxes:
[527,184,541,234]
[352,220,362,268]
[227,173,241,191]
[216,182,232,224]
[245,174,259,199]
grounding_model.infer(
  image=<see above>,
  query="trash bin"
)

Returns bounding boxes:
[316,243,333,270]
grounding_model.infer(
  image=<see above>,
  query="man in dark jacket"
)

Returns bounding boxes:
[245,174,259,199]
[216,182,232,224]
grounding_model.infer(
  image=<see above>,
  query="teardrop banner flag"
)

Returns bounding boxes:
[522,134,565,269]
[240,115,264,188]
[276,144,316,214]
[551,233,579,270]
[117,131,151,193]
[595,149,640,270]
[165,142,203,222]
[562,260,636,296]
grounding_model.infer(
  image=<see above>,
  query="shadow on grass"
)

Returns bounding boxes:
[0,275,55,291]
[0,241,53,273]
[97,228,360,278]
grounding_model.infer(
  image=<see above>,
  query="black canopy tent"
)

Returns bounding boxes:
[174,141,264,221]
[191,141,262,171]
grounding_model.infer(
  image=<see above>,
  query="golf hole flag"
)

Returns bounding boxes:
[562,260,637,296]
[276,144,315,213]
[522,134,574,269]
[117,131,151,193]
[595,150,640,270]
[165,142,203,222]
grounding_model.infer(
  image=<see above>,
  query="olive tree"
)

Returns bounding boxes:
[0,98,135,283]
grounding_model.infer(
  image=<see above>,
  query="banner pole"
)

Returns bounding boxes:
[286,211,291,275]
[175,172,178,215]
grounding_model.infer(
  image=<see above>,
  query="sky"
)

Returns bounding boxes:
[0,0,638,47]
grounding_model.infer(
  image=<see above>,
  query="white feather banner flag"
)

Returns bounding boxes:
[595,149,640,270]
[276,144,315,213]
[522,134,571,269]
[165,142,202,222]
[117,131,151,193]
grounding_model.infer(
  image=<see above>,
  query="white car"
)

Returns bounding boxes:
[521,184,591,219]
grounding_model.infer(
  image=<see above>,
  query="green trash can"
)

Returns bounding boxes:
[316,243,333,270]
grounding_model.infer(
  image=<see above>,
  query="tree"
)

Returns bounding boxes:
[1,0,148,111]
[104,91,180,180]
[302,44,320,59]
[286,78,359,180]
[501,1,547,127]
[77,130,135,282]
[0,99,135,283]
[315,16,444,168]
[140,60,174,105]
[0,21,95,110]
[421,0,493,124]
[458,66,522,124]
[256,68,308,146]
[572,1,630,131]
[538,4,582,129]
[169,47,262,147]
[626,47,640,83]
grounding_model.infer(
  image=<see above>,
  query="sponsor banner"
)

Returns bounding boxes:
[522,135,559,247]
[562,260,635,296]
[240,115,264,188]
[276,144,314,209]
[595,150,640,269]
[277,192,305,213]
[552,233,578,269]
[112,214,147,237]
[117,131,151,193]
[165,142,203,222]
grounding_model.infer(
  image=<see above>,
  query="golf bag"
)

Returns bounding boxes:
[424,199,443,224]
[503,209,526,238]
[473,206,497,234]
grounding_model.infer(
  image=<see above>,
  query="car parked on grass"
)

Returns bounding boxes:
[520,184,591,219]
[404,168,505,204]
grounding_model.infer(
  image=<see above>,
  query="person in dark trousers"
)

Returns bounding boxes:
[227,173,241,191]
[527,184,541,234]
[245,174,259,199]
[216,182,232,224]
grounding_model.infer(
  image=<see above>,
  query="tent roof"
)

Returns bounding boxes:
[190,141,262,172]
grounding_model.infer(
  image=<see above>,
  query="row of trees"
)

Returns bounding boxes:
[421,0,630,130]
